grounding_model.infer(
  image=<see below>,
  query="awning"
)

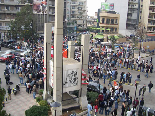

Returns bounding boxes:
[93,34,104,39]
[102,28,105,30]
[106,28,111,31]
[114,35,119,39]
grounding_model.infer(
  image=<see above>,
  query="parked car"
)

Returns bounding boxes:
[87,82,103,93]
[0,54,15,62]
[20,50,31,57]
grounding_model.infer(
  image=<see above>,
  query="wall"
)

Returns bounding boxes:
[106,0,128,36]
[138,41,155,50]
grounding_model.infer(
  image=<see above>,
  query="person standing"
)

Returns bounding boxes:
[87,102,92,116]
[94,104,98,116]
[140,98,144,107]
[32,85,36,99]
[148,81,153,93]
[7,86,12,100]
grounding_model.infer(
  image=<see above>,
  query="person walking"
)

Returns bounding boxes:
[121,102,126,116]
[87,102,92,116]
[7,86,12,100]
[140,98,144,107]
[94,104,98,116]
[148,81,153,93]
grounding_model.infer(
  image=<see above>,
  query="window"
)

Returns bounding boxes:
[6,6,10,11]
[16,7,19,11]
[0,23,2,26]
[115,19,118,24]
[72,11,75,14]
[102,18,105,23]
[140,16,141,19]
[106,19,110,24]
[5,22,10,26]
[72,6,75,9]
[111,19,114,24]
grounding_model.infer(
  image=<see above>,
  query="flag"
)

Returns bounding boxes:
[97,19,98,23]
[82,69,89,85]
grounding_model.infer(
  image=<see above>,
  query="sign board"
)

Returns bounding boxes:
[101,2,114,11]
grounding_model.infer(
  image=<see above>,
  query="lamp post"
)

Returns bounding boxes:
[50,102,61,116]
[133,47,134,58]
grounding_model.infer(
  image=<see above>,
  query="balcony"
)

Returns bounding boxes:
[150,4,155,7]
[71,2,78,6]
[0,26,10,30]
[148,23,155,26]
[99,23,118,27]
[0,9,19,14]
[49,4,55,7]
[149,10,155,13]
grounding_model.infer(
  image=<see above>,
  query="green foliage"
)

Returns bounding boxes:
[10,5,37,41]
[39,89,44,95]
[0,88,7,116]
[36,96,43,103]
[87,92,99,105]
[25,105,48,116]
[109,35,117,50]
[39,100,50,111]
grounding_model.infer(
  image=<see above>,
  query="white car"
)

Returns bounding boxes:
[20,50,31,57]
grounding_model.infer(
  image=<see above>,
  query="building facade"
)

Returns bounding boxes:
[66,0,87,29]
[126,0,141,30]
[106,0,128,36]
[99,11,120,42]
[142,0,155,37]
[0,0,33,39]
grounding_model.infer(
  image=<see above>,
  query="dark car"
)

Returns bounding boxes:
[87,82,103,93]
[8,43,17,49]
[1,41,7,47]
[3,40,16,48]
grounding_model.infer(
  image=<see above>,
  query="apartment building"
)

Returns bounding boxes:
[0,0,33,39]
[87,16,97,27]
[66,0,87,29]
[142,0,155,37]
[99,11,120,42]
[126,0,141,30]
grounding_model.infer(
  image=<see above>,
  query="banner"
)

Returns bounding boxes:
[33,0,47,14]
[82,69,89,85]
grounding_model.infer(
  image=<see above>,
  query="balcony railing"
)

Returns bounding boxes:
[0,26,10,30]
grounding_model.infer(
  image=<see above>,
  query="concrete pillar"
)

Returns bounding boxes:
[52,0,64,115]
[79,34,89,109]
[43,23,52,100]
[68,41,75,58]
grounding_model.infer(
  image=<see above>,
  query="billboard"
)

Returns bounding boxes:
[101,2,114,11]
[33,0,47,14]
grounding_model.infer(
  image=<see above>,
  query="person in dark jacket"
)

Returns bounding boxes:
[8,86,12,100]
[140,98,144,106]
[148,81,153,93]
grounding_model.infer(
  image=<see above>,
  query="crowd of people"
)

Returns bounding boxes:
[87,44,154,116]
[4,42,45,99]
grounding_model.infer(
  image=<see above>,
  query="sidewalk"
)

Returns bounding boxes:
[3,87,37,116]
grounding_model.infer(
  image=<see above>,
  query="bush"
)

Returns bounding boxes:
[39,100,50,111]
[39,89,44,95]
[87,92,99,105]
[25,105,48,116]
[36,96,42,103]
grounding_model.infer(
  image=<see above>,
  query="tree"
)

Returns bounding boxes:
[25,105,48,116]
[109,35,117,50]
[135,23,146,55]
[87,92,99,105]
[0,88,7,116]
[10,5,36,41]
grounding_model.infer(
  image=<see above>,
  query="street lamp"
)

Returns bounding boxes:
[50,102,61,116]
